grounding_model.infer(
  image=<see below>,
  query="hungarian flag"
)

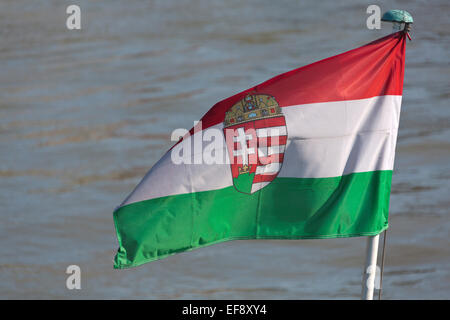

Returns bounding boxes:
[113,32,406,269]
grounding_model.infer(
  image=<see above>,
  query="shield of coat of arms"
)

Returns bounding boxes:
[223,94,288,194]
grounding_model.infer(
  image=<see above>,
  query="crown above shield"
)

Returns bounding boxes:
[224,94,282,128]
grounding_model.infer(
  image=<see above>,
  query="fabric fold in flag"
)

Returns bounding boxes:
[113,32,406,269]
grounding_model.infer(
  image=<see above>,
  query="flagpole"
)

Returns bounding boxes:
[360,9,413,300]
[361,234,380,300]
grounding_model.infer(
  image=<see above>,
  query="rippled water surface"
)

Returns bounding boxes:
[0,0,449,299]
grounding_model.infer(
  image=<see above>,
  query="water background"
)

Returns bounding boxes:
[0,0,449,299]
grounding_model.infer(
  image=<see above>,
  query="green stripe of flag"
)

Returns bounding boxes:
[114,170,392,269]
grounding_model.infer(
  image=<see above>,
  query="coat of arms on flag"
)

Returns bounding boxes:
[223,94,287,194]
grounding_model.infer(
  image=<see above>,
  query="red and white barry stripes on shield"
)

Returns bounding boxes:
[225,114,288,194]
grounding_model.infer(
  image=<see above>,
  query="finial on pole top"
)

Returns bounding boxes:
[381,9,413,40]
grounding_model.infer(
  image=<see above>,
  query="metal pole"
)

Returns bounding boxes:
[361,234,380,300]
[378,229,388,300]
